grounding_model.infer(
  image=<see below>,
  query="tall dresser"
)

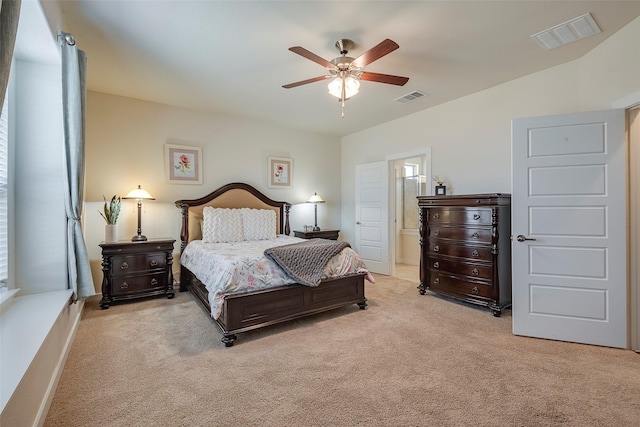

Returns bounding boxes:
[417,194,511,316]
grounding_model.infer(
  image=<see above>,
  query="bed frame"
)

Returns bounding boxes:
[175,182,367,347]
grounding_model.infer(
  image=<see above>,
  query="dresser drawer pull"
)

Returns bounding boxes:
[473,214,481,220]
[472,232,479,238]
[433,262,440,269]
[120,262,129,270]
[150,278,158,286]
[471,268,479,276]
[433,230,440,236]
[150,260,158,267]
[120,282,129,289]
[433,246,440,252]
[433,213,440,219]
[472,250,479,257]
[472,286,479,294]
[433,278,440,285]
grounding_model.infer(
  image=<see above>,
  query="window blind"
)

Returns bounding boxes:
[0,96,8,287]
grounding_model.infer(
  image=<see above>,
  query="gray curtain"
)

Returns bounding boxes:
[60,32,95,300]
[0,0,21,108]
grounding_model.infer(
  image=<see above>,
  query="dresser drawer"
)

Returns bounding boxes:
[110,253,166,275]
[429,256,493,281]
[429,225,492,243]
[427,208,492,225]
[429,241,493,261]
[111,272,167,296]
[429,272,493,299]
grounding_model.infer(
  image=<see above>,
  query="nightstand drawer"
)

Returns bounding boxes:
[110,253,166,275]
[111,272,167,296]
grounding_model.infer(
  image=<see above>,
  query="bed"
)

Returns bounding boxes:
[175,182,372,347]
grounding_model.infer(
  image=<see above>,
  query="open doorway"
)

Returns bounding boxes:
[388,149,431,282]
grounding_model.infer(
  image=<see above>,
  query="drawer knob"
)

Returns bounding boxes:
[120,262,129,270]
[433,213,440,219]
[120,282,129,289]
[433,246,440,252]
[433,278,440,285]
[472,232,479,238]
[433,262,440,269]
[472,286,479,294]
[150,260,158,267]
[150,278,158,285]
[472,250,479,257]
[433,230,440,236]
[471,268,479,276]
[473,214,481,220]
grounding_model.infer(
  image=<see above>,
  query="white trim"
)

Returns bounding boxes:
[612,90,640,109]
[0,289,72,412]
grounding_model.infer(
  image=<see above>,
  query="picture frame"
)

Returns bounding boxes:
[165,143,203,184]
[268,156,292,188]
[435,185,447,195]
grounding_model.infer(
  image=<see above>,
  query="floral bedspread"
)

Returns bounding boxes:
[180,235,375,319]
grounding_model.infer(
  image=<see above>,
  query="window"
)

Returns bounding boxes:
[0,94,8,289]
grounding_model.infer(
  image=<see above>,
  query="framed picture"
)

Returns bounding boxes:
[165,143,203,184]
[435,185,447,195]
[268,156,292,188]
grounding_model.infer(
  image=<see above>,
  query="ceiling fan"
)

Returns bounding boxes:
[282,38,409,117]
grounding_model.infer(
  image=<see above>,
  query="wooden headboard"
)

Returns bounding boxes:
[174,182,291,251]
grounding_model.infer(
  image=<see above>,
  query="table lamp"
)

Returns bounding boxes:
[307,192,325,231]
[123,185,155,241]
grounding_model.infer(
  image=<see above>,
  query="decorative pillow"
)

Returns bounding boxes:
[202,207,244,243]
[241,208,276,241]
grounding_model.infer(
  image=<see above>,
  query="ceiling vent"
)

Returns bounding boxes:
[395,90,426,104]
[531,13,601,50]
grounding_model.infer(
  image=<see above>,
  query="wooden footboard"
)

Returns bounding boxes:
[181,265,367,347]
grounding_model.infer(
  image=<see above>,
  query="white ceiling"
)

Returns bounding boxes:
[38,1,640,137]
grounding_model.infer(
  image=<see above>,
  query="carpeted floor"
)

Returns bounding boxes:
[44,272,639,426]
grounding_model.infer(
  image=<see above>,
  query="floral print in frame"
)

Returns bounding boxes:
[268,156,292,188]
[165,143,203,184]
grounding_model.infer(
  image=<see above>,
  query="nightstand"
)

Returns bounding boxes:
[99,238,175,309]
[293,229,340,240]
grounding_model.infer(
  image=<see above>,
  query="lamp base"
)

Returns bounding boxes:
[131,235,147,242]
[312,226,320,231]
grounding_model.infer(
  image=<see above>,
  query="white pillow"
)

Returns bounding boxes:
[202,207,244,243]
[241,208,276,241]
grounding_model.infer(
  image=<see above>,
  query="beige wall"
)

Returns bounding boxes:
[84,92,342,291]
[340,16,640,245]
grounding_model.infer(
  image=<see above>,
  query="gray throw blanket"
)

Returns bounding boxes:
[264,238,350,286]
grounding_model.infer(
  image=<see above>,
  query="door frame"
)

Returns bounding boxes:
[613,92,640,352]
[386,148,432,276]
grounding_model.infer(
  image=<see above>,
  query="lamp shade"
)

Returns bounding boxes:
[123,185,155,200]
[328,75,360,99]
[307,193,325,203]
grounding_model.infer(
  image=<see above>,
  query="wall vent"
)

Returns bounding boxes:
[395,90,426,104]
[531,13,601,50]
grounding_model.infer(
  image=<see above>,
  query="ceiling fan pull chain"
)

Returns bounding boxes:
[341,75,346,118]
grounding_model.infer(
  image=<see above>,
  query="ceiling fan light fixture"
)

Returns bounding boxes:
[328,75,360,99]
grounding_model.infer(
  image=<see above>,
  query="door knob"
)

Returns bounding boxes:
[356,221,361,225]
[516,235,536,242]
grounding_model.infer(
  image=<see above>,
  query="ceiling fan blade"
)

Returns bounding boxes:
[288,46,335,69]
[282,75,329,89]
[360,72,409,86]
[351,39,400,68]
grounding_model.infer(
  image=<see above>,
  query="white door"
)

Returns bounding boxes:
[512,109,627,348]
[355,161,390,275]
